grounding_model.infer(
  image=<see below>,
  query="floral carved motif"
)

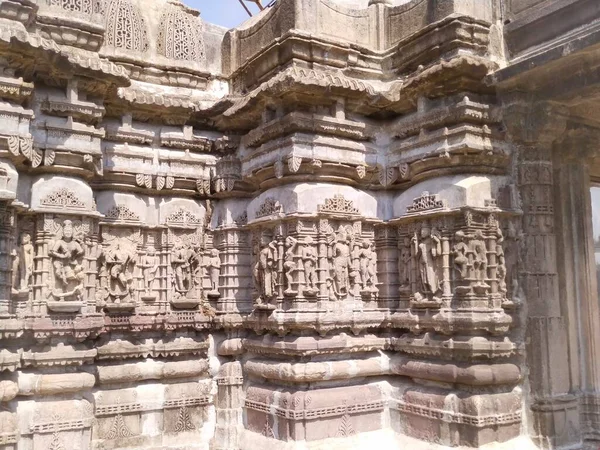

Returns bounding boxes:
[256,198,283,218]
[406,191,447,214]
[318,194,359,215]
[105,205,140,222]
[40,188,86,210]
[166,208,203,227]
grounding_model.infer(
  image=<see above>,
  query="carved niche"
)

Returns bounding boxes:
[165,207,218,309]
[45,217,91,313]
[396,207,517,310]
[97,227,140,312]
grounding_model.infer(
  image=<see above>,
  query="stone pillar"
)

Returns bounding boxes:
[553,127,600,442]
[505,103,580,449]
[216,226,252,314]
[212,361,243,450]
[374,224,397,309]
[0,202,14,316]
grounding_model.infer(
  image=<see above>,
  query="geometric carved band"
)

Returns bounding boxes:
[244,399,385,420]
[0,433,17,445]
[216,376,244,386]
[95,396,212,416]
[389,399,522,427]
[29,417,94,434]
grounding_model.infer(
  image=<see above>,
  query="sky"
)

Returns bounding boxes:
[185,0,262,29]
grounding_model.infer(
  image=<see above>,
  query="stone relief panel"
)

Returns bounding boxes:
[249,194,382,313]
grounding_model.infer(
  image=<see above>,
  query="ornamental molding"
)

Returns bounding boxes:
[40,187,87,210]
[105,204,140,222]
[256,197,283,218]
[317,194,359,215]
[406,191,448,214]
[165,208,203,227]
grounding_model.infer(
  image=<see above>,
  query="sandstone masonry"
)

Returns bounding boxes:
[0,0,598,449]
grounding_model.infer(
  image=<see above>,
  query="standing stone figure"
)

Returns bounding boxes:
[207,248,221,295]
[302,236,318,294]
[49,220,85,299]
[412,226,442,296]
[366,241,379,294]
[13,233,34,293]
[172,244,197,294]
[453,230,470,279]
[329,228,351,297]
[106,242,135,300]
[254,237,278,304]
[496,228,507,294]
[283,236,298,295]
[139,247,159,296]
[398,237,412,289]
[359,241,371,291]
[471,230,488,285]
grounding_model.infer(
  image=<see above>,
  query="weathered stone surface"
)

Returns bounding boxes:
[0,0,598,449]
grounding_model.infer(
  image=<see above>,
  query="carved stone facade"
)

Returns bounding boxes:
[0,0,599,449]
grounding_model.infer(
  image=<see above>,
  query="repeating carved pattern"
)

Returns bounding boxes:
[406,191,447,213]
[40,188,86,209]
[105,0,150,52]
[256,197,283,218]
[318,194,359,215]
[156,3,205,63]
[48,0,93,13]
[105,205,140,222]
[166,209,203,227]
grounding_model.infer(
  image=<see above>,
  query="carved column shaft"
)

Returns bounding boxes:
[0,202,14,315]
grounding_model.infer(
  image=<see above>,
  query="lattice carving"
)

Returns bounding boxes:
[105,205,140,222]
[40,188,86,209]
[256,197,283,218]
[48,0,93,13]
[406,191,447,213]
[156,3,205,63]
[105,0,149,52]
[318,194,359,215]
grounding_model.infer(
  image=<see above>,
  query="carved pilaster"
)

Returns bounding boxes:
[504,102,581,448]
[0,201,14,316]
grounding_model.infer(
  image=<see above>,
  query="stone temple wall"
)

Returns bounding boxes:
[0,0,599,449]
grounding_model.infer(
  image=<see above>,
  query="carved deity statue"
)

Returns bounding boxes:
[106,242,136,301]
[253,237,278,305]
[398,237,412,289]
[283,236,298,295]
[453,230,470,279]
[139,247,159,296]
[350,240,362,291]
[12,233,34,293]
[496,228,507,294]
[49,220,85,300]
[328,228,351,298]
[207,248,221,295]
[356,240,378,296]
[302,236,318,294]
[172,243,199,294]
[412,226,442,297]
[471,230,488,285]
